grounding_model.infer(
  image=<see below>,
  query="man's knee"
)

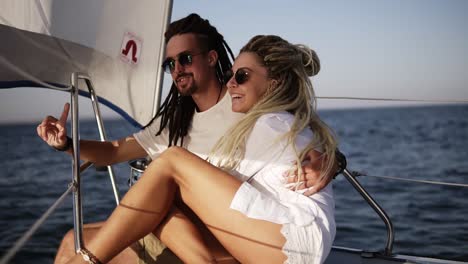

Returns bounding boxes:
[61,222,103,245]
[55,223,104,264]
[54,229,76,264]
[62,229,75,244]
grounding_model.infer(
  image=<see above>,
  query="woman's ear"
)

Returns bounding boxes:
[207,50,218,67]
[263,79,279,98]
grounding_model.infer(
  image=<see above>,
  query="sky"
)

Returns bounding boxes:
[1,0,467,124]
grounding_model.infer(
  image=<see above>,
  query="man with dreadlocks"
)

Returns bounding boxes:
[38,13,335,263]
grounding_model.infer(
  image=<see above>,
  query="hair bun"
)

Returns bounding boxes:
[296,45,320,77]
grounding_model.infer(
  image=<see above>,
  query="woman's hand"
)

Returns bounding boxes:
[36,103,70,150]
[284,149,335,196]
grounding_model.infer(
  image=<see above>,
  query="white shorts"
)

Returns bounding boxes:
[230,182,333,263]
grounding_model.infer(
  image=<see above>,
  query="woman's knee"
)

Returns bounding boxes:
[160,146,187,160]
[153,146,187,177]
[149,146,183,169]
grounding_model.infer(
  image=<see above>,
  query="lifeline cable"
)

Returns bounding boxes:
[0,185,74,264]
[317,96,468,104]
[349,171,468,188]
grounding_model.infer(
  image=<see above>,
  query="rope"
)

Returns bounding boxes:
[316,96,468,104]
[0,184,74,264]
[0,56,70,91]
[356,173,468,188]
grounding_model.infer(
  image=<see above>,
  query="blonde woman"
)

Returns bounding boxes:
[67,35,338,264]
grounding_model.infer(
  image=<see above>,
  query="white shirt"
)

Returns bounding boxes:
[228,112,335,263]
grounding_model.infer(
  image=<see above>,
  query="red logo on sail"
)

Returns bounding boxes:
[120,32,142,65]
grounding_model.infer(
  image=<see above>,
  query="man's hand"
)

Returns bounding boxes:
[36,103,70,150]
[284,149,336,196]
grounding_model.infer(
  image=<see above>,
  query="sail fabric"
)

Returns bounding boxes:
[0,0,172,126]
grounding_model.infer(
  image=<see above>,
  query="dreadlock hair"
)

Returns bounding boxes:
[210,35,338,183]
[143,13,235,147]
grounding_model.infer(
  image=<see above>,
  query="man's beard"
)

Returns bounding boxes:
[176,73,198,96]
[178,82,198,96]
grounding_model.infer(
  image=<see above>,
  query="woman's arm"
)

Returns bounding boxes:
[284,149,337,195]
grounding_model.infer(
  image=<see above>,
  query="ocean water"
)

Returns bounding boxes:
[0,104,467,263]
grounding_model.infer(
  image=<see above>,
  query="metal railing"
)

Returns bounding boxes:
[340,168,394,256]
[0,72,120,263]
[70,72,120,252]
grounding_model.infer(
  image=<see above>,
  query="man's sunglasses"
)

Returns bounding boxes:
[162,52,205,73]
[224,68,250,85]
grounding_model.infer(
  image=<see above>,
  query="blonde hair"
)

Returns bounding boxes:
[210,35,337,182]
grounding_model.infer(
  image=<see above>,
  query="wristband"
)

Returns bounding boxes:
[53,136,72,152]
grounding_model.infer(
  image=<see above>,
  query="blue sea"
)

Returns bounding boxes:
[1,104,467,263]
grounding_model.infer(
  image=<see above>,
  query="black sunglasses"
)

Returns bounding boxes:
[162,51,205,73]
[224,68,250,85]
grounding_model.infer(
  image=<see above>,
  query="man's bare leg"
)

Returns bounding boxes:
[54,222,138,264]
[55,211,238,263]
[157,205,239,263]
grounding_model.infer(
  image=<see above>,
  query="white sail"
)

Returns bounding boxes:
[0,0,173,126]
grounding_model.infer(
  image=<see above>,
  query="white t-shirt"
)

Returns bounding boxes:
[134,92,243,159]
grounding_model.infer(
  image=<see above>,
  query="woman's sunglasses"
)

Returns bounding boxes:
[162,51,205,73]
[224,68,250,85]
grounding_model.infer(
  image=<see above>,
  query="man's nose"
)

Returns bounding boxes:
[173,60,185,74]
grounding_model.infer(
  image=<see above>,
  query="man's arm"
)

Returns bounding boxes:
[74,137,147,166]
[37,103,147,166]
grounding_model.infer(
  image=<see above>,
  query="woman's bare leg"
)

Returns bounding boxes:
[67,146,286,264]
